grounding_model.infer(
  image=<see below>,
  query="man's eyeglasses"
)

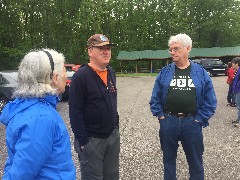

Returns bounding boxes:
[168,47,182,53]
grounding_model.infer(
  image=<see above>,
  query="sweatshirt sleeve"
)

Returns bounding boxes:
[149,74,165,119]
[3,116,54,179]
[68,71,89,146]
[195,71,217,126]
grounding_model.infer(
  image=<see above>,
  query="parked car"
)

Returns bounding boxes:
[72,64,81,71]
[192,58,227,76]
[60,70,75,101]
[0,69,74,111]
[0,71,18,113]
[64,64,81,72]
[64,64,75,71]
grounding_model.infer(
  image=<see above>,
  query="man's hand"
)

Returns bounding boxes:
[80,146,85,152]
[159,116,165,120]
[74,139,86,154]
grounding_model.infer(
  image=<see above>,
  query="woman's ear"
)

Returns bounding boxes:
[51,72,59,87]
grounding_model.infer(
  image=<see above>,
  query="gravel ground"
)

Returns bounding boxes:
[1,75,240,179]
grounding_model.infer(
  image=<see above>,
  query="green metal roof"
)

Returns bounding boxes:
[117,46,240,60]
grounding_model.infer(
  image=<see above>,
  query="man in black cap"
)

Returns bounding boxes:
[69,34,120,180]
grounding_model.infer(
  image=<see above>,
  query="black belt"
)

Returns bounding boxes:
[165,111,195,118]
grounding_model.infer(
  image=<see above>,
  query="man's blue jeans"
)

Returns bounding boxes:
[227,84,235,104]
[159,114,204,180]
[235,92,240,121]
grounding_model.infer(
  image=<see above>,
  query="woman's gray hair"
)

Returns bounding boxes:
[13,49,65,98]
[168,33,192,47]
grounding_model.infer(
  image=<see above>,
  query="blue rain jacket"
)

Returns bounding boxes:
[0,95,76,179]
[150,61,217,127]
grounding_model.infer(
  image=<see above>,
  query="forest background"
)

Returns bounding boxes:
[0,0,240,72]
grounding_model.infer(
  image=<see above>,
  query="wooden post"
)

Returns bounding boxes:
[120,60,122,74]
[135,61,138,73]
[150,60,153,73]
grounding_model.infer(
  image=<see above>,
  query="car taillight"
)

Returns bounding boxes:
[66,79,71,86]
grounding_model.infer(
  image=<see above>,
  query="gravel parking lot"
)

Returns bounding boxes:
[1,75,240,179]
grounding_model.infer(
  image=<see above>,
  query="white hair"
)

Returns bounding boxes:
[168,33,192,47]
[13,49,65,98]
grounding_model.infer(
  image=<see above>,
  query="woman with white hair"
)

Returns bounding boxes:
[0,49,76,179]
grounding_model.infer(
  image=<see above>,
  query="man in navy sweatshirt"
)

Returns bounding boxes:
[69,34,120,180]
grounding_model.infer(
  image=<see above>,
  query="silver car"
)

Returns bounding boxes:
[0,71,18,113]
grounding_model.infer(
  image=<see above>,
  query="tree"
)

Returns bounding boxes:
[0,0,239,71]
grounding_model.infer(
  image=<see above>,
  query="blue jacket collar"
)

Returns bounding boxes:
[0,95,59,126]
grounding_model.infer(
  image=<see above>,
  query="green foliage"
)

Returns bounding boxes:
[0,0,239,71]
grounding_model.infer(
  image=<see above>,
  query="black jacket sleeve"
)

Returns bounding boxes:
[68,70,89,146]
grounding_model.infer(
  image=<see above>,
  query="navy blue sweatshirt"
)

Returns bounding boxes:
[69,64,119,146]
